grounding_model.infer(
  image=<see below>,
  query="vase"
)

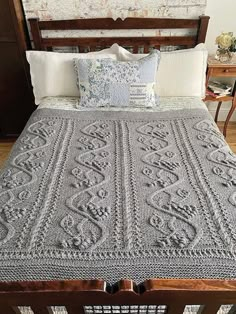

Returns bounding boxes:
[215,48,233,63]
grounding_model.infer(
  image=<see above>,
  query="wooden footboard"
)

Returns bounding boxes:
[1,279,236,314]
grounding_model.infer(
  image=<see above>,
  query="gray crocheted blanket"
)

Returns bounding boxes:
[1,108,236,283]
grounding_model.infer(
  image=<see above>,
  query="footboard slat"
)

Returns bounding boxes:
[31,306,54,314]
[0,306,20,314]
[228,305,236,314]
[66,305,85,314]
[197,304,221,314]
[167,304,186,314]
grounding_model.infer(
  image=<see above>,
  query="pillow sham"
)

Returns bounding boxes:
[115,43,208,98]
[26,49,117,105]
[73,50,160,108]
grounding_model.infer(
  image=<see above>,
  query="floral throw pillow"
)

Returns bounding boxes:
[73,50,160,108]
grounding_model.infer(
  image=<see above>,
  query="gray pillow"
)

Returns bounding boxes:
[73,50,160,108]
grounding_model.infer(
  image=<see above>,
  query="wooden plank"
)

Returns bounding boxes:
[66,305,85,314]
[79,46,86,53]
[41,36,196,48]
[228,305,236,313]
[143,45,150,53]
[0,279,106,292]
[196,15,210,44]
[197,304,221,314]
[28,16,209,55]
[0,278,236,295]
[29,18,42,50]
[143,279,236,292]
[89,46,96,52]
[0,278,236,308]
[167,304,186,314]
[0,138,16,169]
[0,306,20,314]
[36,17,200,31]
[117,279,137,292]
[31,306,53,314]
[154,45,160,51]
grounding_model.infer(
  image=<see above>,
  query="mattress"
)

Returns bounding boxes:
[1,97,236,285]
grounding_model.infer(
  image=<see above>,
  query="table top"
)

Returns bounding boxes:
[208,54,236,67]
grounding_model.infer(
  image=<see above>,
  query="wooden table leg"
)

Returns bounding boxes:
[215,101,222,123]
[223,100,236,137]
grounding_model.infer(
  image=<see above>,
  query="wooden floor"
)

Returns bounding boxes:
[217,122,236,153]
[0,137,17,169]
[0,122,236,169]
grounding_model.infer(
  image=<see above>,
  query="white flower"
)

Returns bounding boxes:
[216,32,233,49]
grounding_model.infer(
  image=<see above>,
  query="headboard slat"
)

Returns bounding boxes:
[38,17,200,30]
[143,45,150,53]
[41,36,197,48]
[89,46,97,52]
[154,45,161,51]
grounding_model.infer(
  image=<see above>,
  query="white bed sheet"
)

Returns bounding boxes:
[37,96,207,112]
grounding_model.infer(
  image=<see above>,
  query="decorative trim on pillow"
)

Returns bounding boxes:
[73,50,160,108]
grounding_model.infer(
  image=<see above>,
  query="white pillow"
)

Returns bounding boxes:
[26,46,118,105]
[89,43,120,56]
[116,44,208,98]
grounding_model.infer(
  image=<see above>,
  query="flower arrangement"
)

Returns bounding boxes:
[215,32,236,62]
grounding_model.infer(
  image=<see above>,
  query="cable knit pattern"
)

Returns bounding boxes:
[1,108,236,283]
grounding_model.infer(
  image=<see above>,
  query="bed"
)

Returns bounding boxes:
[2,15,236,314]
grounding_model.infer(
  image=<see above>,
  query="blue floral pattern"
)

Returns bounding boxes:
[73,50,160,108]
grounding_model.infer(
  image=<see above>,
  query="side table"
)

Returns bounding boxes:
[205,55,236,137]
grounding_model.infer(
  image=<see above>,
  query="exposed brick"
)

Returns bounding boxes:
[22,0,207,20]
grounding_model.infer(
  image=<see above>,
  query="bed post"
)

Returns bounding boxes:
[29,18,43,50]
[197,15,210,44]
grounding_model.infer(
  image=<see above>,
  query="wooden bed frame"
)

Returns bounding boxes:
[2,15,236,314]
[29,15,210,51]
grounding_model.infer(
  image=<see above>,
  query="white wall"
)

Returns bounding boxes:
[205,0,236,121]
[205,0,236,54]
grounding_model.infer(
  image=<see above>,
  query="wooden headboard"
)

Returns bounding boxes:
[28,16,210,52]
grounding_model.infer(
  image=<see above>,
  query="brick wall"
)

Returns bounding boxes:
[22,0,207,20]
